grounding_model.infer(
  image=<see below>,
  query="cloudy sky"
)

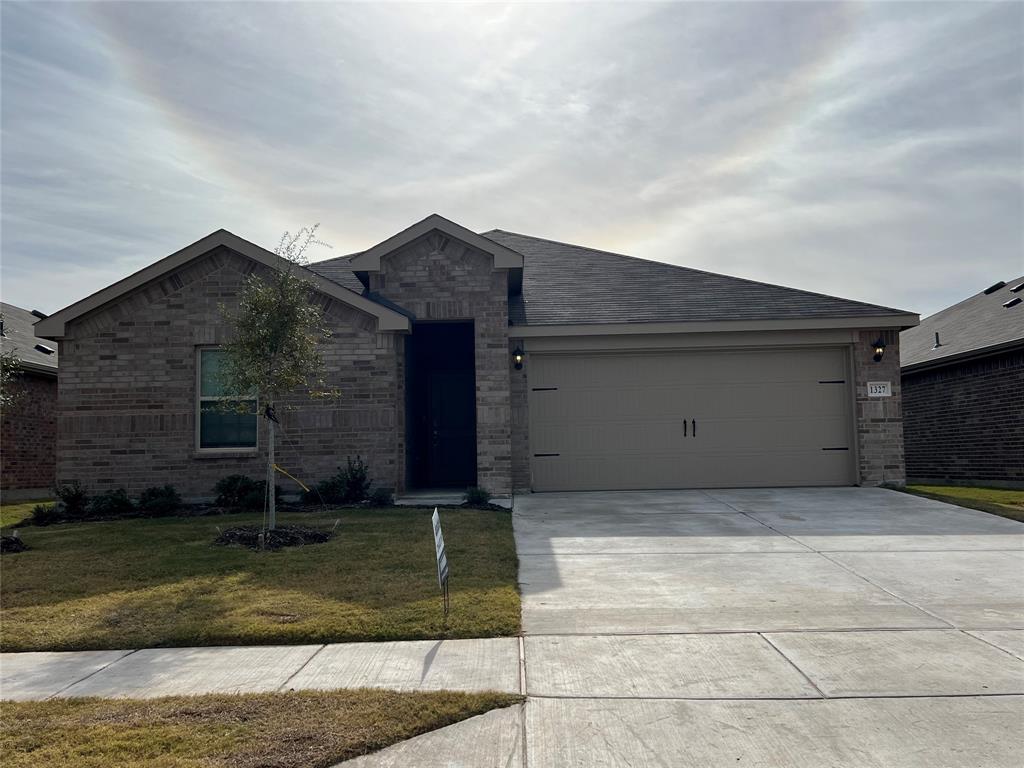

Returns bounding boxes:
[2,1,1021,318]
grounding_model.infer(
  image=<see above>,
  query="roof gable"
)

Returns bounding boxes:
[35,230,411,339]
[901,277,1024,370]
[349,214,524,273]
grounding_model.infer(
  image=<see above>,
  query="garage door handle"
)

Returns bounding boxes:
[692,418,696,437]
[683,419,687,437]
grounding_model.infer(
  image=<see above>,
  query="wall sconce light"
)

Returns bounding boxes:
[512,346,524,370]
[872,336,886,363]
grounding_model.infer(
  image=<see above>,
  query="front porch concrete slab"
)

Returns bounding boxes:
[764,629,1024,696]
[525,696,1024,767]
[336,705,523,767]
[520,551,943,635]
[55,645,321,699]
[828,550,1024,627]
[286,638,520,694]
[524,634,818,698]
[0,650,131,701]
[967,630,1024,660]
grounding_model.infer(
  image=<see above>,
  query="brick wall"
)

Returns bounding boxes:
[370,232,513,495]
[0,371,57,492]
[509,338,530,492]
[853,329,906,486]
[56,247,401,500]
[902,348,1024,487]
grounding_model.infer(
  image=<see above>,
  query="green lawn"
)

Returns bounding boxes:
[0,506,520,652]
[1,689,521,768]
[904,485,1024,523]
[0,499,52,528]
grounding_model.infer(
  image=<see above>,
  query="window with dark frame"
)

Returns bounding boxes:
[197,348,257,449]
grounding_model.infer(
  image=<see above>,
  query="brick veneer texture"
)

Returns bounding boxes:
[853,329,906,486]
[1,371,58,492]
[902,348,1024,487]
[369,232,513,495]
[56,247,401,500]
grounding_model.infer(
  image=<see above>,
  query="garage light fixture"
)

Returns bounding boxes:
[512,346,524,370]
[872,337,886,363]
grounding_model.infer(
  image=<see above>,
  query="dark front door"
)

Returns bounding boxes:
[427,370,476,486]
[408,322,477,488]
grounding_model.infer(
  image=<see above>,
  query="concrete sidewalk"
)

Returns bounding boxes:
[0,637,521,701]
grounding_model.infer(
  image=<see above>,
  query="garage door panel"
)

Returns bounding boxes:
[528,347,853,491]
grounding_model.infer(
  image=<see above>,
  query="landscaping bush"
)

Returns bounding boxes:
[367,487,394,507]
[28,503,62,526]
[138,484,183,517]
[0,534,28,554]
[464,486,492,506]
[305,457,372,505]
[214,475,280,511]
[53,481,89,518]
[88,488,135,518]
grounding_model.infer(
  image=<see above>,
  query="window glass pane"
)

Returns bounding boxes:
[200,349,227,397]
[200,401,257,449]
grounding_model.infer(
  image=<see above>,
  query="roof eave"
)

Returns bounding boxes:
[901,337,1024,374]
[510,314,920,338]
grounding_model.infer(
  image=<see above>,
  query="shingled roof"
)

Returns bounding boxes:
[308,227,916,328]
[901,277,1024,372]
[1,302,58,375]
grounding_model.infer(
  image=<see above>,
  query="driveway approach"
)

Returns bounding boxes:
[515,487,1024,767]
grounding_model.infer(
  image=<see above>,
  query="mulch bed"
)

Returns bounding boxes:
[213,524,334,550]
[0,535,29,554]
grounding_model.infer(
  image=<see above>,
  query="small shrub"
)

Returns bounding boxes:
[88,488,135,518]
[29,503,62,526]
[138,485,182,517]
[340,455,371,503]
[367,487,394,507]
[214,475,280,511]
[53,481,89,518]
[305,457,372,505]
[0,534,28,554]
[464,486,492,506]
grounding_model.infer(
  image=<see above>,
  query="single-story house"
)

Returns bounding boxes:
[1,302,59,500]
[901,277,1024,488]
[35,214,918,499]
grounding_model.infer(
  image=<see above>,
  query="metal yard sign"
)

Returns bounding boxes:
[431,507,450,615]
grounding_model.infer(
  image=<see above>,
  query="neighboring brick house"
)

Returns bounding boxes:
[900,278,1024,488]
[1,302,58,499]
[35,215,918,500]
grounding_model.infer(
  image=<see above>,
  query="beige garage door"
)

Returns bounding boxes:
[528,347,853,491]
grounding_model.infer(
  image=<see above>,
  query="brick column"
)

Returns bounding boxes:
[853,329,906,486]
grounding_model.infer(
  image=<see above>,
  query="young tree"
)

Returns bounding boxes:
[218,226,333,530]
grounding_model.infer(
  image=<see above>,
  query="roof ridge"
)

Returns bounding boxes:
[483,229,913,316]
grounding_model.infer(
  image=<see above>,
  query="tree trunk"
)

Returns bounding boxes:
[267,415,276,531]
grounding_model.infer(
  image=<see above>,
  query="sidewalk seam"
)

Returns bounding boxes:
[275,644,326,692]
[46,648,138,700]
[758,633,828,699]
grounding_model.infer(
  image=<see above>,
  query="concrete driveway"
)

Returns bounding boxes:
[515,487,1024,767]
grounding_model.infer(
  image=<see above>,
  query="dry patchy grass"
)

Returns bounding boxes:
[0,689,522,767]
[0,507,520,651]
[903,485,1024,523]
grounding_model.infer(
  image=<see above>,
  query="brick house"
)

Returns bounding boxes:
[1,302,58,499]
[900,277,1024,488]
[35,215,918,500]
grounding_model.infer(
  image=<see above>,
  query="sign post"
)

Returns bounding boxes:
[431,507,450,616]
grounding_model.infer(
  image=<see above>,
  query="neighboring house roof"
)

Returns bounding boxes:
[35,230,411,340]
[1,302,58,375]
[901,277,1024,372]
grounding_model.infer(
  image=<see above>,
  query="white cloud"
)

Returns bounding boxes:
[1,1,1021,317]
